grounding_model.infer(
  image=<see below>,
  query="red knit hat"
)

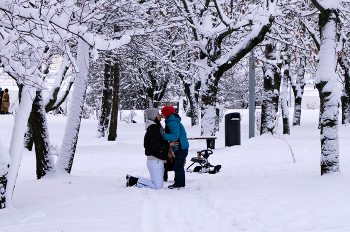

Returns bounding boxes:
[161,106,175,118]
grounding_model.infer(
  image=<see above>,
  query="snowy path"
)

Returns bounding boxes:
[0,109,349,232]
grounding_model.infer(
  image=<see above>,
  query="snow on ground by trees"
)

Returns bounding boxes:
[0,109,349,231]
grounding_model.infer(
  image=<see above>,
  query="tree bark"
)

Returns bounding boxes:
[6,86,36,207]
[31,91,56,179]
[181,74,200,126]
[145,65,170,108]
[24,115,34,151]
[56,38,89,174]
[292,56,306,126]
[341,95,350,124]
[260,42,281,135]
[0,170,8,209]
[21,82,34,151]
[281,68,290,135]
[0,139,9,209]
[97,61,113,138]
[281,51,291,134]
[25,54,70,155]
[44,55,70,112]
[315,9,340,175]
[108,61,120,141]
[338,56,350,124]
[200,72,219,136]
[23,55,70,178]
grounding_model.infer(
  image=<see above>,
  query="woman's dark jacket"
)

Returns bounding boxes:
[144,120,170,160]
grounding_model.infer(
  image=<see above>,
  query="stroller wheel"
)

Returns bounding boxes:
[209,165,221,174]
[193,166,202,172]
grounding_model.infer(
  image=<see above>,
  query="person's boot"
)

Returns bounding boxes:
[126,174,138,187]
[168,184,185,189]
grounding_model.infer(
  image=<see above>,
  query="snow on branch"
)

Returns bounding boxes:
[215,16,273,67]
[311,0,343,11]
[213,0,233,27]
[301,19,320,50]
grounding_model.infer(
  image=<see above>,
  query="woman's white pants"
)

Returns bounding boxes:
[136,160,164,190]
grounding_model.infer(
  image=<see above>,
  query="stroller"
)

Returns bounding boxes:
[186,149,221,174]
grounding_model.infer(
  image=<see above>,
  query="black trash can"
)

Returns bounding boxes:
[225,112,241,146]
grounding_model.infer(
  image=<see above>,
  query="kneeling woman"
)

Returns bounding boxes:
[126,108,176,189]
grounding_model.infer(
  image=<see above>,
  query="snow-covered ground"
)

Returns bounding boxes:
[0,109,349,232]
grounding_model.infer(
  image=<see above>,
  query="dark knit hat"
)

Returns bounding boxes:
[161,106,175,118]
[145,108,159,120]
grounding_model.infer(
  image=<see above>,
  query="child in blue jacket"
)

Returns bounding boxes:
[161,106,189,189]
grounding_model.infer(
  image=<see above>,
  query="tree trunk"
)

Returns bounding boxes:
[22,81,34,151]
[97,61,113,138]
[293,94,303,126]
[0,170,8,209]
[56,38,89,174]
[6,86,36,207]
[31,91,56,179]
[24,54,71,178]
[260,65,277,135]
[292,56,306,126]
[317,89,324,129]
[281,68,290,135]
[341,95,350,124]
[108,61,120,141]
[260,42,281,135]
[200,72,219,136]
[316,9,340,175]
[0,138,9,209]
[145,65,170,107]
[181,74,200,126]
[44,55,70,112]
[338,56,350,124]
[25,54,70,158]
[24,115,34,151]
[281,51,291,134]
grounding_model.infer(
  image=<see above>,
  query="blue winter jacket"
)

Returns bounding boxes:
[164,114,189,152]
